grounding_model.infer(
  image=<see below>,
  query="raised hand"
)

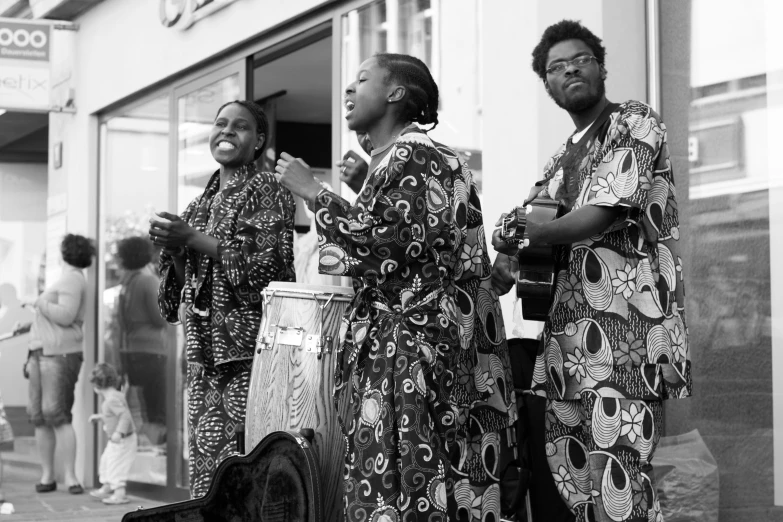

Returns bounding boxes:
[274,152,323,203]
[337,150,369,194]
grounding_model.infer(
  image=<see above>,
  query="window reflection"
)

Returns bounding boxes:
[177,77,240,213]
[663,0,781,518]
[101,94,175,487]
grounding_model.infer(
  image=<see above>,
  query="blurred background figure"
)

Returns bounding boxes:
[26,233,94,495]
[111,236,169,450]
[0,368,13,508]
[89,362,137,506]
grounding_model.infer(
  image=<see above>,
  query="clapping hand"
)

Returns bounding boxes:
[274,152,323,203]
[149,212,194,251]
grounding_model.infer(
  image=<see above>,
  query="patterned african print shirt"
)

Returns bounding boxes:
[531,100,692,401]
[158,164,296,367]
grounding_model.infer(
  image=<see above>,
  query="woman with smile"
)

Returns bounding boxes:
[276,54,518,521]
[149,100,295,498]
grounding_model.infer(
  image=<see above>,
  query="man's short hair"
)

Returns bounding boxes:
[531,20,607,80]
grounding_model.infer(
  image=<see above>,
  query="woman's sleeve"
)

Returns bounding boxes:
[158,201,196,324]
[216,174,296,302]
[314,141,452,278]
[36,273,83,326]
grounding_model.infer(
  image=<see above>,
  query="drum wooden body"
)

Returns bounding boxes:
[246,282,354,522]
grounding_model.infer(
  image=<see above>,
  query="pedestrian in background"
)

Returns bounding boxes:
[25,233,94,495]
[112,236,169,448]
[88,362,136,505]
[0,385,13,509]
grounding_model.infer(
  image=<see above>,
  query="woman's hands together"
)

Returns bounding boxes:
[149,212,194,255]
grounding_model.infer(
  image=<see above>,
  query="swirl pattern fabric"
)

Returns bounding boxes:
[531,101,691,402]
[158,163,296,497]
[315,127,517,522]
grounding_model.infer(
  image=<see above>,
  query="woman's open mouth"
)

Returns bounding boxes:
[217,141,236,151]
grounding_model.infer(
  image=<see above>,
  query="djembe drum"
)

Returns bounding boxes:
[246,282,354,522]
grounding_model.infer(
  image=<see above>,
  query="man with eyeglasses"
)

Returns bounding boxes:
[491,20,691,522]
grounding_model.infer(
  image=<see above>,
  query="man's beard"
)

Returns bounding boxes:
[552,79,606,113]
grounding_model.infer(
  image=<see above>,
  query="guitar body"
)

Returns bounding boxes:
[122,431,322,522]
[502,198,559,322]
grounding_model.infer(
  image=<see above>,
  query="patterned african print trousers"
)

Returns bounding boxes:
[187,360,251,498]
[545,395,664,522]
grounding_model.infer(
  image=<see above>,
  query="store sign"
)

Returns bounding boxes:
[0,19,51,111]
[160,0,240,30]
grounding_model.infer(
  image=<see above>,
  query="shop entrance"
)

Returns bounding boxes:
[99,18,335,501]
[252,33,333,236]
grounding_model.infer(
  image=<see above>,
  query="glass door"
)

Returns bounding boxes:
[171,61,247,490]
[98,93,177,491]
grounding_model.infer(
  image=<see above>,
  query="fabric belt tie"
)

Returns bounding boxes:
[346,285,443,353]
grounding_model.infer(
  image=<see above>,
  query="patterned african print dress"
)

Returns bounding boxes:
[314,127,518,522]
[159,164,295,498]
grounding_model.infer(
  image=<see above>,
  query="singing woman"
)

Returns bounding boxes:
[275,53,517,521]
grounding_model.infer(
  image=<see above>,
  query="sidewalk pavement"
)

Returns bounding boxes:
[1,454,163,522]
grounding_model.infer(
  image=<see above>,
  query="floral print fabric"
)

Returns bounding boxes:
[531,100,691,402]
[158,164,295,497]
[314,127,517,521]
[545,394,664,522]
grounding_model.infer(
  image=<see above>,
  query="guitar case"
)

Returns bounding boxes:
[122,431,322,522]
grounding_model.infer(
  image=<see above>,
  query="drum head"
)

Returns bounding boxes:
[122,432,322,522]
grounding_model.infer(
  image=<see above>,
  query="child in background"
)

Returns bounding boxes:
[88,363,136,505]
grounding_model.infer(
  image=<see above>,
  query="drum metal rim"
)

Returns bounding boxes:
[262,287,354,302]
[266,281,354,294]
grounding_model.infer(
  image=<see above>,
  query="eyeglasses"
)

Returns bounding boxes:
[545,55,597,75]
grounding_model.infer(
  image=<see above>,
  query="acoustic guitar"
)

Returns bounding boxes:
[500,197,559,321]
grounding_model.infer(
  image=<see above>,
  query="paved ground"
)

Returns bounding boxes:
[0,458,163,522]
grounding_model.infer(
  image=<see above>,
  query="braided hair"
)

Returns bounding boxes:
[375,53,439,130]
[214,100,269,159]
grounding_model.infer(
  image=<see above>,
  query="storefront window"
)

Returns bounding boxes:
[0,156,47,419]
[341,0,483,193]
[177,75,240,212]
[662,0,783,518]
[100,94,176,487]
